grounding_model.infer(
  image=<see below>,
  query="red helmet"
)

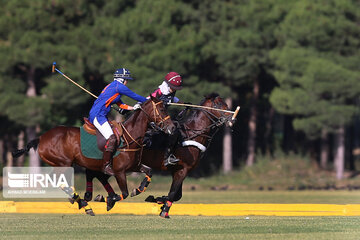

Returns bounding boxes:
[165,72,182,90]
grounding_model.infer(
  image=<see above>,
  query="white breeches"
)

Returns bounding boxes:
[93,117,114,140]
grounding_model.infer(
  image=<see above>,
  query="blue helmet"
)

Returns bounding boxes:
[114,68,133,81]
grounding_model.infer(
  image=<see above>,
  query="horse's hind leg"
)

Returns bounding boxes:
[84,169,115,201]
[131,164,152,197]
[172,182,183,202]
[97,173,115,197]
[84,169,96,201]
[159,169,187,219]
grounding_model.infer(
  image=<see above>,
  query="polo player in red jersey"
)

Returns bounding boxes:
[149,72,183,167]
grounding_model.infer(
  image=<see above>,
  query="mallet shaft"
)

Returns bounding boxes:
[168,102,236,114]
[53,65,98,99]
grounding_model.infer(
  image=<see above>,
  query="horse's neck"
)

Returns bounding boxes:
[123,111,149,144]
[184,110,213,144]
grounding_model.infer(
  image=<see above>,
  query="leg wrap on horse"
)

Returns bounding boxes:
[160,201,173,219]
[131,175,152,197]
[138,175,151,192]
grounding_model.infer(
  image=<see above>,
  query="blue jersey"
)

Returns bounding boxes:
[89,80,147,124]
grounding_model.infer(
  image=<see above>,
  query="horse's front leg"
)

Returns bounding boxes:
[61,185,95,216]
[107,170,129,211]
[160,168,187,219]
[131,164,153,197]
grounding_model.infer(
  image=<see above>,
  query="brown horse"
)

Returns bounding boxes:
[86,93,235,217]
[12,96,176,212]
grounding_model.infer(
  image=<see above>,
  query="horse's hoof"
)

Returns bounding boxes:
[131,188,142,197]
[145,195,156,203]
[107,202,115,211]
[85,209,95,216]
[156,196,168,204]
[131,189,137,197]
[84,192,93,201]
[106,196,116,211]
[160,211,170,219]
[94,194,105,202]
[78,199,88,209]
[68,198,75,204]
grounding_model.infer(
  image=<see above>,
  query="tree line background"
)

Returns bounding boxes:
[0,0,359,180]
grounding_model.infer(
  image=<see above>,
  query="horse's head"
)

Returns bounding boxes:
[139,95,176,135]
[200,93,235,127]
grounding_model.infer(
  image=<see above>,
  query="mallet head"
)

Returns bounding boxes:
[52,62,56,73]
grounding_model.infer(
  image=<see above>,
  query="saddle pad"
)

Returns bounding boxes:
[80,127,122,160]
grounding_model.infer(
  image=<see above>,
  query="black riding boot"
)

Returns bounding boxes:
[163,131,180,167]
[102,134,117,176]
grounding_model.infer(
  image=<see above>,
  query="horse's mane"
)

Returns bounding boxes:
[178,92,220,124]
[199,93,219,105]
[122,99,151,125]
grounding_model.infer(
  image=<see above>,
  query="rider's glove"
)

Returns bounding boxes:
[133,103,141,110]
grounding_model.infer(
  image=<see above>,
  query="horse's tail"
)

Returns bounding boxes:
[12,138,40,158]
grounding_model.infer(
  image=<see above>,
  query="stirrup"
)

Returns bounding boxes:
[164,154,179,167]
[103,163,114,176]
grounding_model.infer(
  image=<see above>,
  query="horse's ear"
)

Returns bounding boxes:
[150,95,159,102]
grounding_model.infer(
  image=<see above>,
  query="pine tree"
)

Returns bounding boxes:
[0,1,100,165]
[270,0,360,179]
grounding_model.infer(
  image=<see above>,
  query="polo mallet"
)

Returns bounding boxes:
[229,106,240,127]
[52,62,98,99]
[168,102,238,114]
[168,102,240,127]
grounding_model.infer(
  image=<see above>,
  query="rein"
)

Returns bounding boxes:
[181,106,232,146]
[118,100,171,152]
[140,101,171,132]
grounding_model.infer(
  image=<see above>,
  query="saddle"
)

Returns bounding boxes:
[83,118,123,152]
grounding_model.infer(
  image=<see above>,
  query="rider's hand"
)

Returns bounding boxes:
[133,103,141,110]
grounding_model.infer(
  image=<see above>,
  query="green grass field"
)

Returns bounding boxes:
[1,190,360,239]
[1,214,359,240]
[1,155,360,239]
[3,190,360,204]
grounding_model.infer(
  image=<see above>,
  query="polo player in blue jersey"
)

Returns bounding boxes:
[89,68,147,175]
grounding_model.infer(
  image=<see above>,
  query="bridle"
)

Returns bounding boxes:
[119,100,172,160]
[140,101,172,132]
[177,102,232,160]
[181,99,233,142]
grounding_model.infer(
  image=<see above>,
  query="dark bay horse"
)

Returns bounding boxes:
[12,96,176,212]
[86,93,235,217]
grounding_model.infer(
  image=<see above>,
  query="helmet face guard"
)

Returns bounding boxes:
[114,68,133,80]
[114,78,126,84]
